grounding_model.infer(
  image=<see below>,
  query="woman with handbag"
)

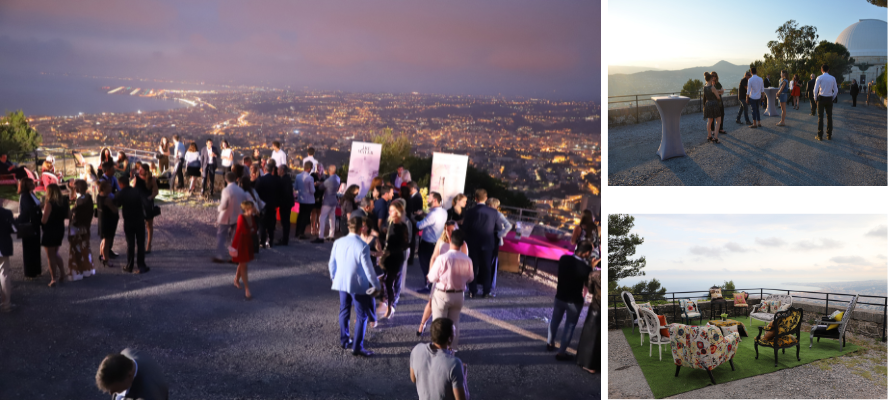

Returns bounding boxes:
[16,178,42,280]
[96,181,119,268]
[380,199,411,319]
[67,179,95,280]
[41,183,68,287]
[231,200,258,300]
[239,178,263,255]
[135,163,159,253]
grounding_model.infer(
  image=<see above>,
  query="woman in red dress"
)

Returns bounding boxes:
[232,200,258,299]
[791,74,802,110]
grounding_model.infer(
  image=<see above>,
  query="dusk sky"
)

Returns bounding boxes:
[0,0,600,100]
[619,215,888,291]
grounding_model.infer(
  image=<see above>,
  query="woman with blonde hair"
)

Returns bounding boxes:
[790,74,801,110]
[380,198,410,319]
[67,179,95,280]
[415,220,468,336]
[231,200,258,300]
[184,142,201,195]
[40,183,68,287]
[448,193,467,225]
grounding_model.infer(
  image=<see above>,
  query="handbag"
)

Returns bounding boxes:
[228,245,238,259]
[14,222,34,239]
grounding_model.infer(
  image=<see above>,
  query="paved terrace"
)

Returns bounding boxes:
[0,202,600,399]
[609,97,887,185]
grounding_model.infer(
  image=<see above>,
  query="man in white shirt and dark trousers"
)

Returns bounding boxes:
[213,172,245,263]
[812,64,838,141]
[427,230,474,350]
[416,192,448,293]
[270,141,287,168]
[302,147,319,174]
[410,318,469,400]
[171,135,187,192]
[746,67,764,128]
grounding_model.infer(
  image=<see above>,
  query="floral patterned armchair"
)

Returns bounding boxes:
[669,323,739,384]
[679,299,703,325]
[754,306,803,367]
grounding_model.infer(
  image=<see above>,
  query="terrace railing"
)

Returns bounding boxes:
[608,87,739,124]
[609,287,887,342]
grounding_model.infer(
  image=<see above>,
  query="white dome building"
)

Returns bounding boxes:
[835,19,887,86]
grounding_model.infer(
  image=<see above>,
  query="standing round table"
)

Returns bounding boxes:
[651,96,691,161]
[763,87,780,117]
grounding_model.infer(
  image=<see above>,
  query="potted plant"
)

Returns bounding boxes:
[720,313,728,321]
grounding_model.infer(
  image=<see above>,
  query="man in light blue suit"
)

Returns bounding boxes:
[329,216,382,357]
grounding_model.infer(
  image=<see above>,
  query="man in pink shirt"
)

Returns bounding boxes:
[427,230,474,350]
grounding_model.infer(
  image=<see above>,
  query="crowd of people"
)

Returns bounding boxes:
[712,64,848,142]
[2,142,601,400]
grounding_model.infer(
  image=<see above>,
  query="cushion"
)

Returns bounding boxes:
[828,310,842,320]
[683,301,697,313]
[776,303,791,313]
[718,325,741,342]
[658,315,670,337]
[637,302,654,314]
[710,288,723,299]
[827,311,844,330]
[734,295,747,305]
[756,334,798,347]
[762,300,781,313]
[762,321,777,341]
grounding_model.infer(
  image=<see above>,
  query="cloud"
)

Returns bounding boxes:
[829,256,866,265]
[724,242,750,253]
[877,254,887,260]
[793,238,843,250]
[689,245,723,259]
[755,237,786,247]
[865,225,887,238]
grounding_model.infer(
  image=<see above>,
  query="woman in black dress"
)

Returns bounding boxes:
[135,163,159,253]
[99,147,114,166]
[381,199,410,319]
[16,178,42,279]
[96,181,119,268]
[339,185,360,234]
[703,72,722,143]
[447,194,467,225]
[576,270,601,374]
[40,183,68,287]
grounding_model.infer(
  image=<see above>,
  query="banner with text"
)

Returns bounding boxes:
[346,141,383,199]
[430,152,469,210]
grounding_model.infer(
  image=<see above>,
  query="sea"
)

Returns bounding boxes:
[616,277,823,298]
[0,72,204,117]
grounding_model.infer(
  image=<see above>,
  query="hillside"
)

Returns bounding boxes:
[609,60,750,97]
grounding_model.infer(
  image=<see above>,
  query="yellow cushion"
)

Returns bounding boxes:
[827,312,844,330]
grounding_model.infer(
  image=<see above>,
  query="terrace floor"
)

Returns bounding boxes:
[608,96,887,185]
[608,324,887,399]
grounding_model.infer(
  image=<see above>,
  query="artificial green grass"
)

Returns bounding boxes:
[621,320,861,398]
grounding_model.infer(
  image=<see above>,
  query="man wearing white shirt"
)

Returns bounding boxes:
[270,141,288,168]
[416,192,447,293]
[302,147,319,174]
[171,135,187,191]
[427,230,474,350]
[746,67,764,128]
[213,172,245,263]
[812,64,838,141]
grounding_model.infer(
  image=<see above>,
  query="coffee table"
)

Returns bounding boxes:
[708,319,748,337]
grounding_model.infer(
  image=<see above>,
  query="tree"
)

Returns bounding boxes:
[765,20,818,75]
[680,79,703,98]
[867,0,886,7]
[608,214,646,282]
[809,41,855,85]
[875,64,887,98]
[371,129,413,176]
[629,279,668,302]
[0,110,42,154]
[719,280,736,296]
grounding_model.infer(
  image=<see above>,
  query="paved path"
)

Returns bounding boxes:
[0,204,600,399]
[609,97,887,185]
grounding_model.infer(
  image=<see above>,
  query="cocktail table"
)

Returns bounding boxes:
[651,96,691,160]
[763,87,780,117]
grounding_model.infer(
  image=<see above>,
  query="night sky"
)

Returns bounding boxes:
[0,0,600,100]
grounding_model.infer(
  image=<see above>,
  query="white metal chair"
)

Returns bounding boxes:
[639,308,670,360]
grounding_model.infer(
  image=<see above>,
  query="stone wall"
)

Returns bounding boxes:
[609,96,741,126]
[608,298,886,340]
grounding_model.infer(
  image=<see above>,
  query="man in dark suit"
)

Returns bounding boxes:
[0,206,14,312]
[404,182,423,265]
[199,138,220,197]
[255,162,281,248]
[735,71,751,125]
[114,177,149,274]
[850,79,860,107]
[462,189,499,298]
[806,73,817,116]
[277,165,295,246]
[95,348,169,400]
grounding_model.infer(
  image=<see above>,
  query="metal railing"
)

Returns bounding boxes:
[609,88,739,124]
[610,287,887,342]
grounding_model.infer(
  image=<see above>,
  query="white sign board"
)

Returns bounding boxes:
[346,141,383,199]
[430,152,469,210]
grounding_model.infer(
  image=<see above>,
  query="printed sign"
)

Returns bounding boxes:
[346,141,382,199]
[430,152,469,210]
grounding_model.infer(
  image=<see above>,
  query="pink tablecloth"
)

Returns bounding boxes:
[500,231,573,261]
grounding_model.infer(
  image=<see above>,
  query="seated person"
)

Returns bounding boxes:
[0,152,28,180]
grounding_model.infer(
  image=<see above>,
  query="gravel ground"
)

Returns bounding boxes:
[0,202,601,399]
[609,97,887,186]
[608,327,887,399]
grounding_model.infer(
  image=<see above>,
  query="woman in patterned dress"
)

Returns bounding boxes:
[232,200,258,300]
[703,72,722,143]
[67,179,95,280]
